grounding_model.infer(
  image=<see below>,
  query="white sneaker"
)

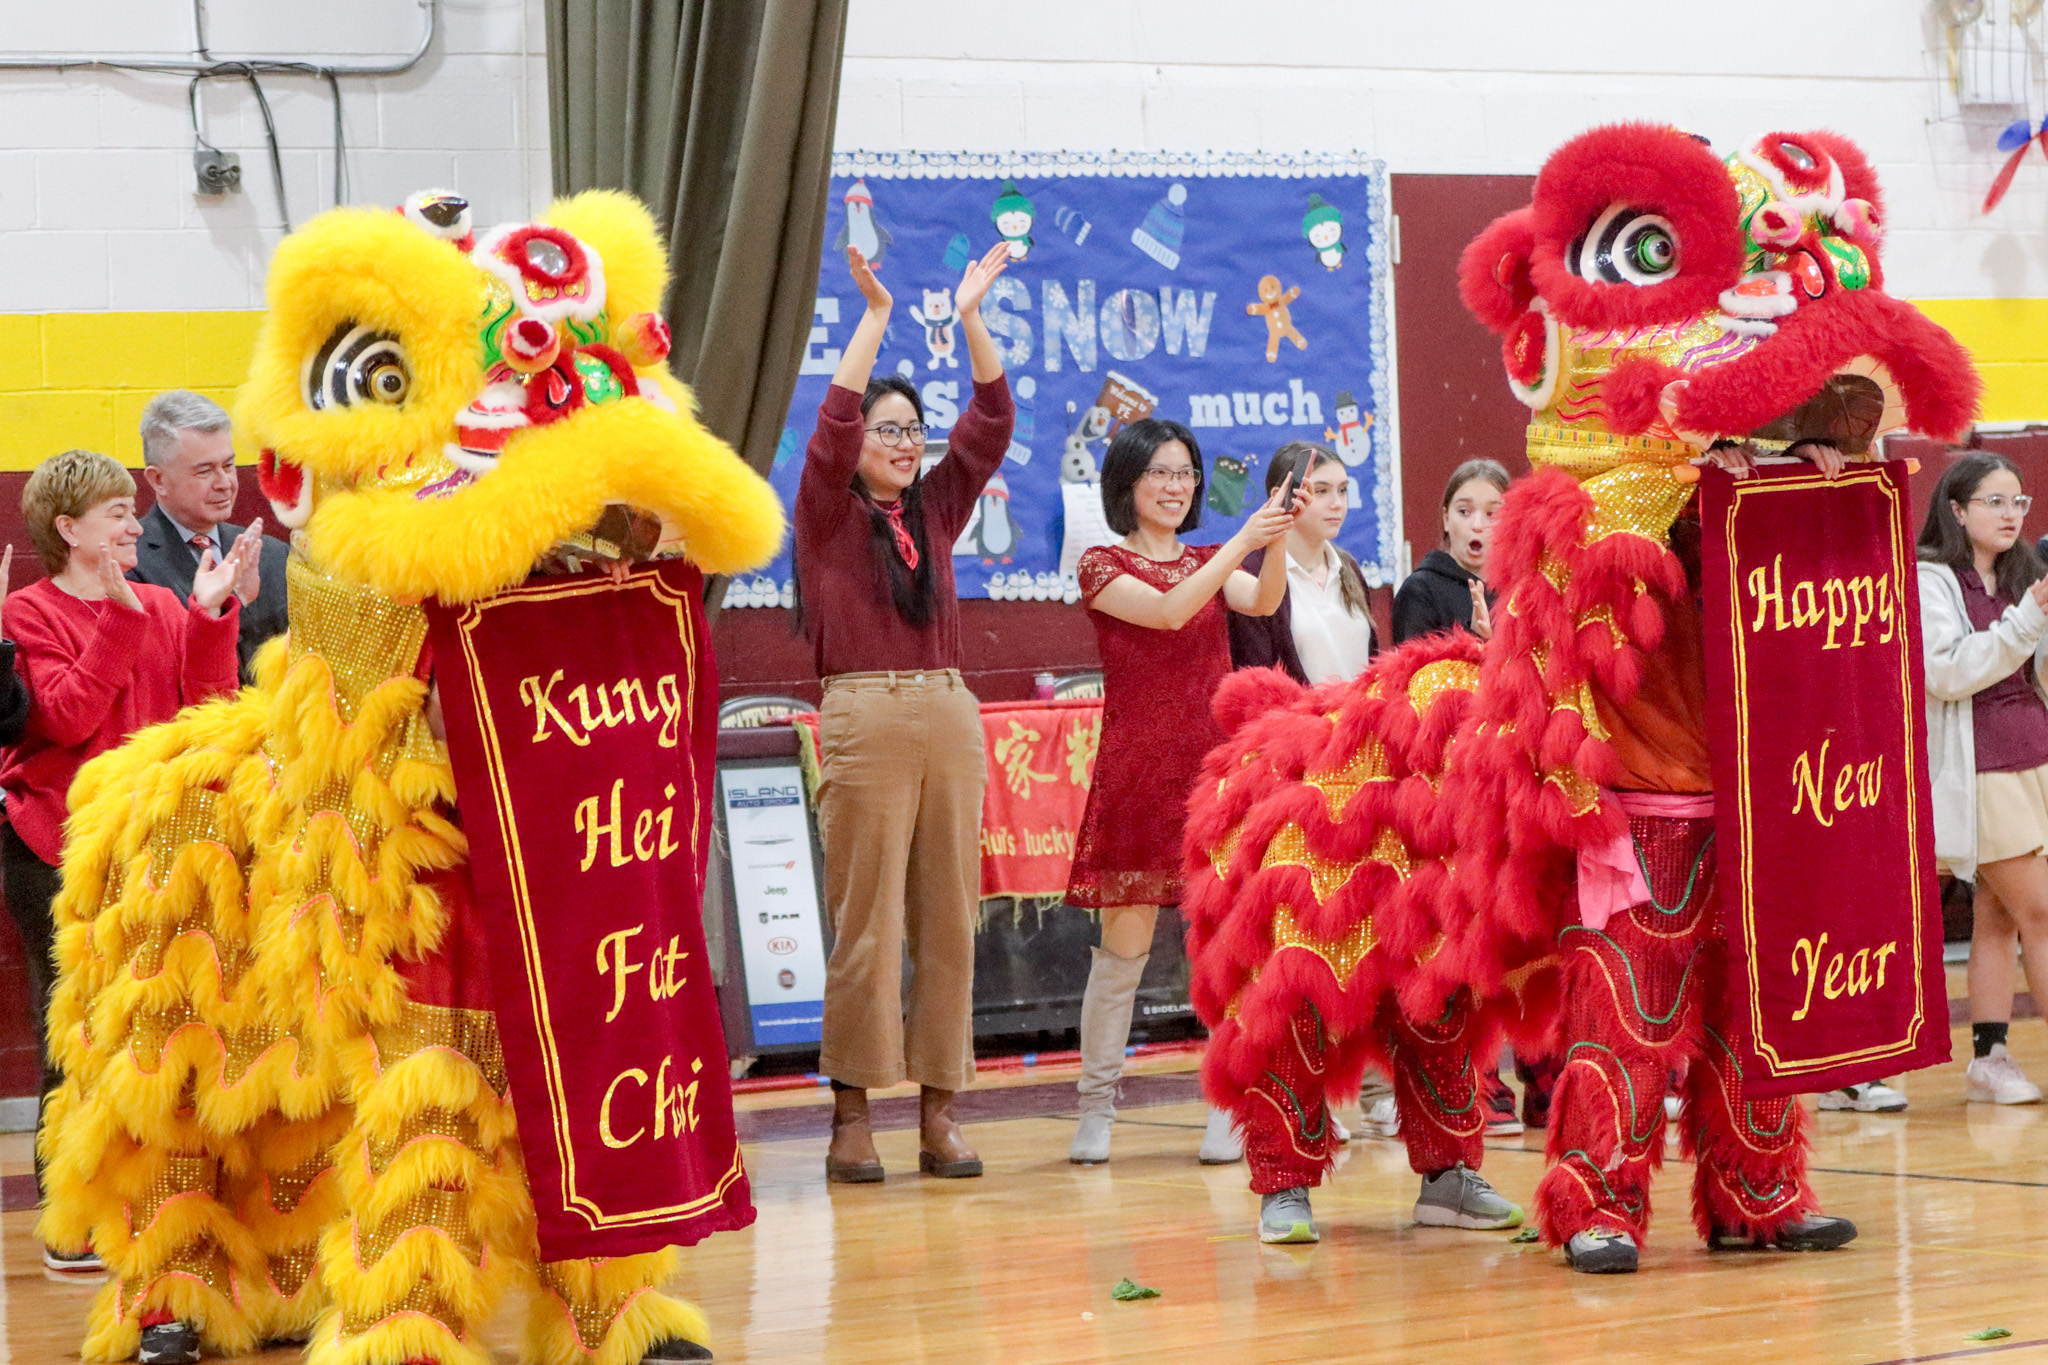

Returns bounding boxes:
[1329,1114,1352,1143]
[1197,1106,1244,1164]
[1965,1044,2044,1105]
[1817,1080,1908,1113]
[1360,1096,1401,1138]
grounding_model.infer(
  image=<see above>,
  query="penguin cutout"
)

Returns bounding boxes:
[834,179,893,264]
[956,472,1017,563]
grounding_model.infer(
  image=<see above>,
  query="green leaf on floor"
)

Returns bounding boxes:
[1510,1227,1541,1243]
[1965,1328,2012,1342]
[1111,1277,1161,1302]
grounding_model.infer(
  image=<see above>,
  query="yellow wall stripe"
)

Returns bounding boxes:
[0,312,261,471]
[0,301,2040,474]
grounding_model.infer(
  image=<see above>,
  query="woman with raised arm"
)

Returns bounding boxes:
[796,241,1015,1183]
[1065,417,1300,1172]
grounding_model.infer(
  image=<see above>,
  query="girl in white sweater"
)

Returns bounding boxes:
[1919,451,2048,1104]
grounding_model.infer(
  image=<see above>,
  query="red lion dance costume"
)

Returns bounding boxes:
[1183,124,1978,1271]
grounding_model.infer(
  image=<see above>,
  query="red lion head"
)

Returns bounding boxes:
[1459,123,1977,455]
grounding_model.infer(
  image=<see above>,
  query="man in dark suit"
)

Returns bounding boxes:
[129,390,290,682]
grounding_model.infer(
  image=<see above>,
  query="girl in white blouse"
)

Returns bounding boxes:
[1225,441,1376,684]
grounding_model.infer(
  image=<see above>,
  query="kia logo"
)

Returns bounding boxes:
[767,936,797,955]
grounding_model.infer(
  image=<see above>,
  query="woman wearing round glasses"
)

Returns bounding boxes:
[796,239,1015,1183]
[1064,418,1301,1166]
[1920,451,2048,1108]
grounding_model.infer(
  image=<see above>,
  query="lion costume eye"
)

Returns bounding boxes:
[304,322,412,411]
[1570,206,1679,286]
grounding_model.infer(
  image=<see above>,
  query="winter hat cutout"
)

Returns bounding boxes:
[1131,183,1188,269]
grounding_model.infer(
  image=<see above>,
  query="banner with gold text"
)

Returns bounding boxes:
[425,563,754,1260]
[1700,463,1949,1096]
[792,698,1102,901]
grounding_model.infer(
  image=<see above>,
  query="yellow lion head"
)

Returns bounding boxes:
[235,189,785,603]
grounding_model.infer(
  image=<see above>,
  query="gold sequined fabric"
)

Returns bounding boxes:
[539,1264,640,1351]
[1271,903,1378,986]
[1583,461,1697,548]
[341,1283,465,1335]
[1260,823,1362,904]
[373,1001,508,1096]
[130,1153,219,1229]
[365,1107,482,1175]
[1405,660,1481,715]
[359,1186,478,1265]
[284,555,430,724]
[1302,737,1391,821]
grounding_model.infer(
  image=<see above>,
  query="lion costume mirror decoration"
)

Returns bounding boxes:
[1184,125,1979,1267]
[38,190,783,1364]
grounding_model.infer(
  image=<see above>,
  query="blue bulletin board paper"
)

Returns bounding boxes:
[724,150,1397,608]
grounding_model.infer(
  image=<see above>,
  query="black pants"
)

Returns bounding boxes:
[1,822,60,1098]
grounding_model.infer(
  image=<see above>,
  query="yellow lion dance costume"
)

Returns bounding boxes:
[36,191,783,1365]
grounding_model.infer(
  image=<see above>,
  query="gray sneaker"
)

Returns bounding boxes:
[1258,1186,1319,1244]
[1566,1227,1639,1273]
[1413,1164,1524,1230]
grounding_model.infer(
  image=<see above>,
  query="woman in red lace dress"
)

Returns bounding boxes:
[1066,417,1299,1165]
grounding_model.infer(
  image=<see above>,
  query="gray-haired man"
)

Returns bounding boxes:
[129,389,290,681]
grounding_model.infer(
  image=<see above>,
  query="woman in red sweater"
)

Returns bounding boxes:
[1,450,251,1199]
[797,241,1014,1182]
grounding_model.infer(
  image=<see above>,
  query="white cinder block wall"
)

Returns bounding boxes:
[836,0,2048,303]
[0,0,551,313]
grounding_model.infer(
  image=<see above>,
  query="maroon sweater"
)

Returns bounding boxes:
[1,577,241,865]
[795,377,1014,677]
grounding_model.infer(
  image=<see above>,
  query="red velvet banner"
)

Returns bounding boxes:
[1700,463,1950,1096]
[425,562,754,1260]
[975,699,1101,899]
[792,698,1101,901]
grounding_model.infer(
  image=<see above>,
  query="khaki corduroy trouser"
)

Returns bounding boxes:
[815,669,983,1091]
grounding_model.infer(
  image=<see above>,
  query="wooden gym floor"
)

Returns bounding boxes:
[4,1008,2046,1362]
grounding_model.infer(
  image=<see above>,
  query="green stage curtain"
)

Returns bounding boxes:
[546,0,847,607]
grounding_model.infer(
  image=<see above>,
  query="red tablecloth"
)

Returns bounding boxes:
[788,698,1102,901]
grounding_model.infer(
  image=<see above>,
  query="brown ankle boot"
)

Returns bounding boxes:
[826,1084,884,1183]
[918,1087,983,1178]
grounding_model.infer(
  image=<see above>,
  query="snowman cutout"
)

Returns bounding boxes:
[1062,402,1112,485]
[1322,389,1373,509]
[910,285,960,370]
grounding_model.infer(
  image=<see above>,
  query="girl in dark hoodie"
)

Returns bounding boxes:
[1391,459,1509,644]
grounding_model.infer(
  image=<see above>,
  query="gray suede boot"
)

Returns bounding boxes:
[1070,946,1148,1163]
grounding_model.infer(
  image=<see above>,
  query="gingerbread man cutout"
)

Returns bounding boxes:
[1247,274,1306,362]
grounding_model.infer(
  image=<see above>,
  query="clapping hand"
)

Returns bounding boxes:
[229,520,265,606]
[191,532,257,617]
[92,542,143,612]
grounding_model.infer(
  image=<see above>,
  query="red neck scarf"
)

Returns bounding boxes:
[882,499,920,571]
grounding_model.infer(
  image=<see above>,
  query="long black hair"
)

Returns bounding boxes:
[1101,418,1203,536]
[1265,440,1371,621]
[1918,451,2043,606]
[791,375,938,632]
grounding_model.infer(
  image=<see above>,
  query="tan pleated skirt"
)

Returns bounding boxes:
[1975,762,2048,866]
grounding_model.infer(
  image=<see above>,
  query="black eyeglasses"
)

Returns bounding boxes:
[865,422,928,447]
